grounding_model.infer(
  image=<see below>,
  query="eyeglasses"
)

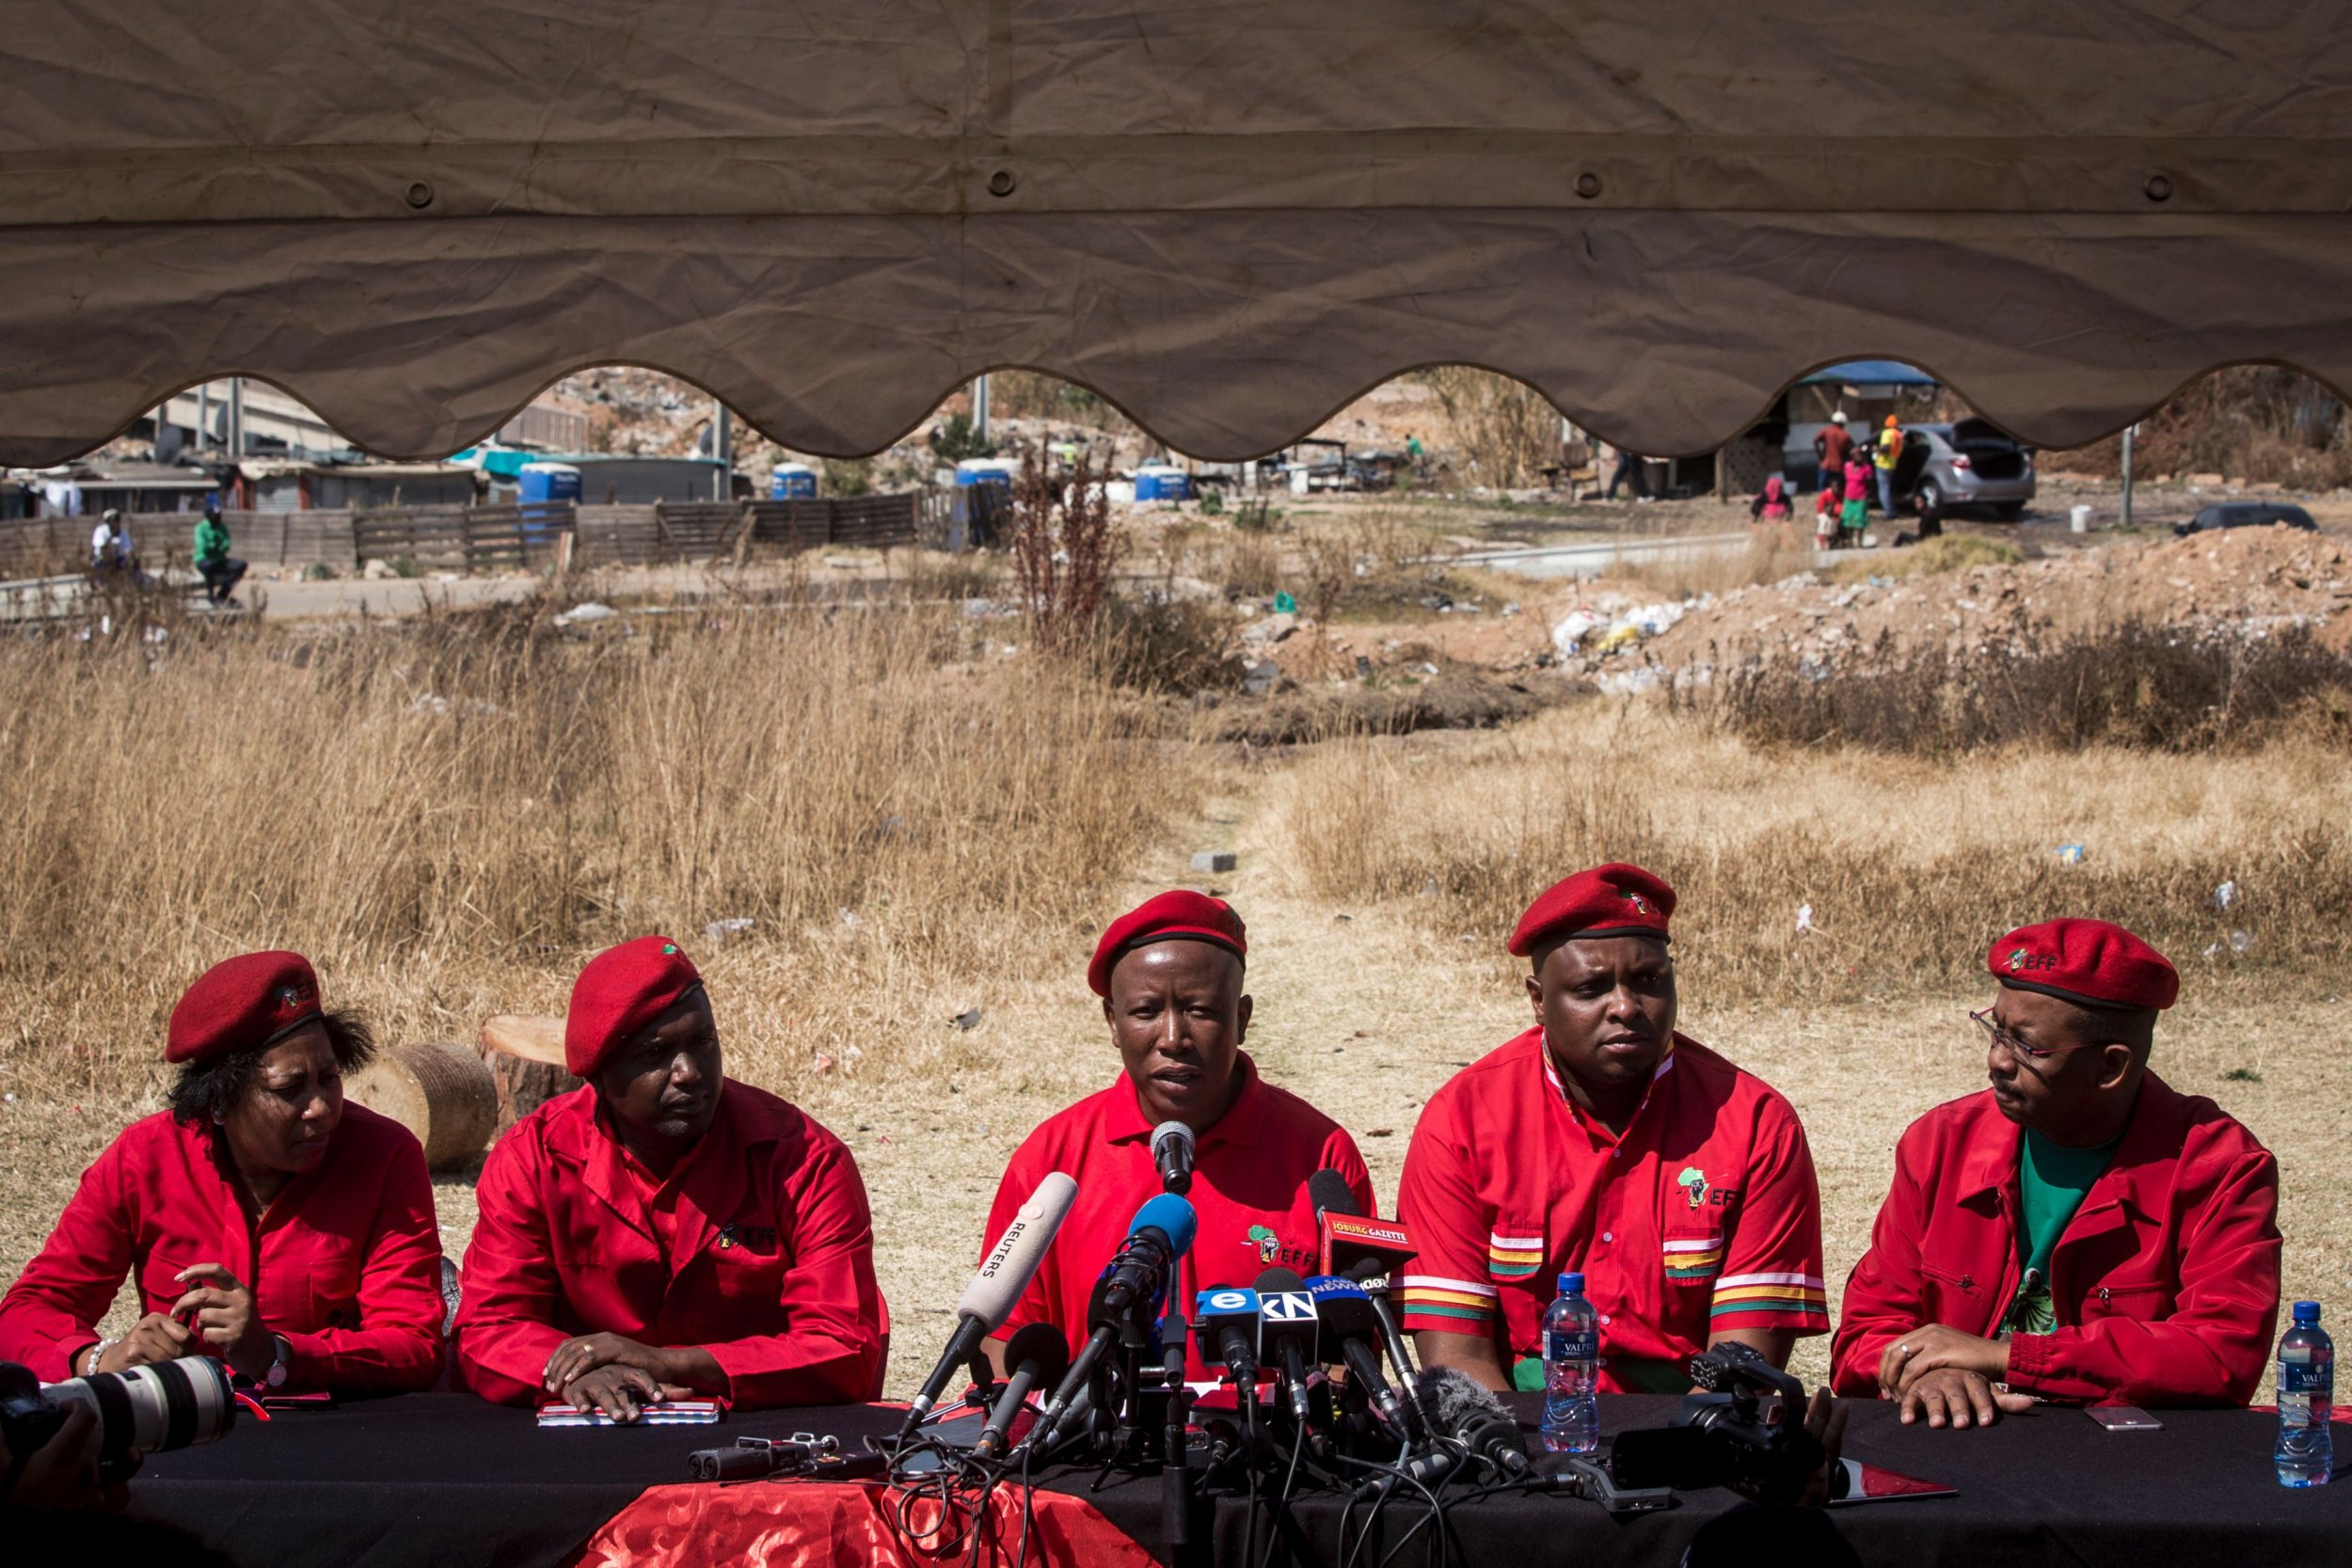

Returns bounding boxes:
[1968,1008,2100,1064]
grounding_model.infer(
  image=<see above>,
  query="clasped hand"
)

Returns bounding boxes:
[543,1333,696,1424]
[1878,1323,2033,1430]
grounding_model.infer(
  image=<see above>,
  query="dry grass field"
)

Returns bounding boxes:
[2,550,2344,1402]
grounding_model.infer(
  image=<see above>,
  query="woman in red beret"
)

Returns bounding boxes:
[0,952,445,1392]
[976,890,1377,1379]
[453,936,888,1419]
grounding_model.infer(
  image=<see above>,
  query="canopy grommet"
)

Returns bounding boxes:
[405,181,436,210]
[2143,174,2173,202]
[987,169,1017,198]
[1575,171,1601,199]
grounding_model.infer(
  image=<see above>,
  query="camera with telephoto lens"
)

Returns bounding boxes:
[1604,1341,1823,1506]
[0,1357,238,1479]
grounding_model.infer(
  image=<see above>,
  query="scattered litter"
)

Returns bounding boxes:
[554,601,615,626]
[1272,591,1298,614]
[813,1052,838,1074]
[2057,845,2088,866]
[1366,1128,1395,1138]
[704,917,755,944]
[1241,658,1281,696]
[1333,913,1354,923]
[1191,850,1238,873]
[952,1008,983,1031]
[838,908,862,930]
[1794,903,1814,934]
[2232,928,2254,953]
[2210,879,2238,910]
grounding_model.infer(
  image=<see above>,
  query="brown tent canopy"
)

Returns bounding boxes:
[8,1,2350,465]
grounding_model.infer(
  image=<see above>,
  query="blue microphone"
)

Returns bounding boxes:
[1028,1195,1200,1460]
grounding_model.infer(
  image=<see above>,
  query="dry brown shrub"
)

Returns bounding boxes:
[1009,451,1120,655]
[0,597,1196,1101]
[1269,704,2352,1006]
[1680,623,2352,755]
[1420,368,1562,488]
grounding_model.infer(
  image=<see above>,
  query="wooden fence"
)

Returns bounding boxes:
[0,494,942,578]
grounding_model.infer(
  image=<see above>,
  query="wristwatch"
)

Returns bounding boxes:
[262,1334,290,1387]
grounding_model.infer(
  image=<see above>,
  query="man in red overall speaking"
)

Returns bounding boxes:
[1834,918,2280,1426]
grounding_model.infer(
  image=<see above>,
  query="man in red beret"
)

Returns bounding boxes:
[977,890,1375,1377]
[1397,863,1829,1392]
[1833,919,2280,1425]
[454,936,888,1418]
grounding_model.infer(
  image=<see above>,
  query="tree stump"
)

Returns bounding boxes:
[478,1014,580,1140]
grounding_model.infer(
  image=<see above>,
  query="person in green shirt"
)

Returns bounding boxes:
[193,499,246,606]
[2003,1123,2126,1335]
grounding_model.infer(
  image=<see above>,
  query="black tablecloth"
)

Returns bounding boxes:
[120,1393,2352,1568]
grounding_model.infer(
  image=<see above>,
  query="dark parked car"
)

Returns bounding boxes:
[2173,502,2318,537]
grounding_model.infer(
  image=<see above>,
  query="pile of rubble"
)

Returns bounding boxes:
[1643,526,2352,673]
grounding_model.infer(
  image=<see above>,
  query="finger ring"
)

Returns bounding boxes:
[1898,1343,1912,1356]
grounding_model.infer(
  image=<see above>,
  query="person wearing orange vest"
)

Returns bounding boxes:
[1872,416,1905,516]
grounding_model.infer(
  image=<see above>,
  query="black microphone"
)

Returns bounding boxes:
[1254,1266,1317,1423]
[1161,1310,1193,1549]
[1416,1365,1532,1481]
[1306,1275,1419,1441]
[973,1323,1071,1461]
[1151,1119,1196,1196]
[1307,1169,1421,1386]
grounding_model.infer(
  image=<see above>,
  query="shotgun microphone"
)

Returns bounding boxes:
[1152,1120,1197,1196]
[897,1170,1077,1443]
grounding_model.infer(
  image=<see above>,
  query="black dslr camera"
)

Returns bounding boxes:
[1604,1342,1826,1506]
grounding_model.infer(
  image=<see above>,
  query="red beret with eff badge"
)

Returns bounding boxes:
[1989,918,2179,1011]
[1507,863,1677,957]
[166,951,324,1065]
[1088,891,1248,997]
[566,935,706,1077]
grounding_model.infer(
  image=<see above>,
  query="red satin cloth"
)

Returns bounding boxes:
[566,1477,1158,1568]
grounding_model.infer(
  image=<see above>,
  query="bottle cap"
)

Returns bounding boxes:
[2293,1300,2321,1325]
[1560,1272,1585,1294]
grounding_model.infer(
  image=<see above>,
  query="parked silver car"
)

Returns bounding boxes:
[1785,417,2036,518]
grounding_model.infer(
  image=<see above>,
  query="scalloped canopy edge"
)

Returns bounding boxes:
[8,211,2352,467]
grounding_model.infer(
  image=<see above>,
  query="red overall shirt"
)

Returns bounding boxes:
[981,1054,1374,1379]
[1396,1030,1827,1390]
[0,1104,443,1390]
[454,1080,889,1408]
[1832,1072,2280,1406]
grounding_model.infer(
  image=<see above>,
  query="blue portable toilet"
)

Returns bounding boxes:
[955,457,1018,491]
[1134,464,1191,502]
[518,462,582,506]
[771,463,817,499]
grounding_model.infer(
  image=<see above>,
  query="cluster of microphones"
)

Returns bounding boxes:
[700,1121,1785,1528]
[860,1128,1587,1534]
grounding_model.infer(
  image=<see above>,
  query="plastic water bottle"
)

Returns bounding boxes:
[1541,1271,1600,1455]
[2276,1300,2335,1487]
